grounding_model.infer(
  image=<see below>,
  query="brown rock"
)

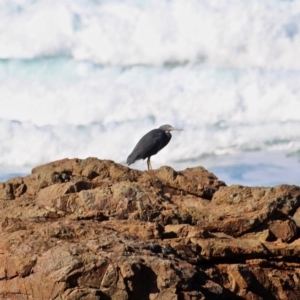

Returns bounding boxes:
[0,157,300,299]
[292,207,300,227]
[0,182,14,200]
[268,219,298,242]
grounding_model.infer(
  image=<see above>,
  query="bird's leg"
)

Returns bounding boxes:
[147,157,152,170]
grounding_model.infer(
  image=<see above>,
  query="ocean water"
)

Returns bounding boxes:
[0,0,300,186]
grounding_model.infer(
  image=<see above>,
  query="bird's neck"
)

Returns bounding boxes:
[165,131,172,138]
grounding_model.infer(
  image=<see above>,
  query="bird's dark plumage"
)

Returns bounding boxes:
[127,124,182,170]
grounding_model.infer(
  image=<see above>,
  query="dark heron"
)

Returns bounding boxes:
[126,124,182,170]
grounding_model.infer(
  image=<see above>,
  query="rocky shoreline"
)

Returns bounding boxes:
[0,157,300,299]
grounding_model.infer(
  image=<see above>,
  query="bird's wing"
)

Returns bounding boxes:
[139,130,166,154]
[127,129,166,164]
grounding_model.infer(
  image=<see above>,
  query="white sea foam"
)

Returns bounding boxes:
[0,67,300,165]
[1,0,300,68]
[1,63,300,125]
[0,0,299,185]
[1,62,300,170]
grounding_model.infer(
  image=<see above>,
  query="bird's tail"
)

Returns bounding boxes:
[126,155,135,165]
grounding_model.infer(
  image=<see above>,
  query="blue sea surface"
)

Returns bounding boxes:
[0,172,28,182]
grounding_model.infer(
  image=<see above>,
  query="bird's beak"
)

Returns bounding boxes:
[170,127,183,131]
